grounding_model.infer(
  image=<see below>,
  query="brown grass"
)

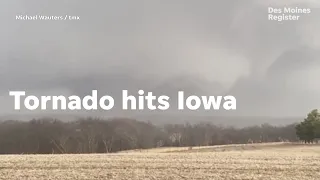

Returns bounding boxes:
[1,143,320,180]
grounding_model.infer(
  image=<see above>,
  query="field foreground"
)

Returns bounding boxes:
[1,143,320,180]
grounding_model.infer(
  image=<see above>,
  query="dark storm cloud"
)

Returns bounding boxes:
[0,0,319,117]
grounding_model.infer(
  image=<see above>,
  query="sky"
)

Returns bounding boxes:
[0,0,320,118]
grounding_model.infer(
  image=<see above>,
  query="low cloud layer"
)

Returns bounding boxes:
[0,0,320,118]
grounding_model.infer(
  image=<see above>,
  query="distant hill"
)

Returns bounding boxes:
[133,114,301,127]
[0,113,301,128]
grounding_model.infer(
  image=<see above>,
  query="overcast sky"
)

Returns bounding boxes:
[0,0,320,118]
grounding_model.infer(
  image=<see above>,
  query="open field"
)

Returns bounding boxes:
[1,143,320,180]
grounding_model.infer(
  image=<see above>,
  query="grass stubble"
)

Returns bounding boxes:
[0,143,320,180]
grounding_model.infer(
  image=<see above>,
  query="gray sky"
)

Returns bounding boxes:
[0,0,320,117]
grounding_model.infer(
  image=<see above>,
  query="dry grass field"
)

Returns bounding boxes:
[1,143,320,180]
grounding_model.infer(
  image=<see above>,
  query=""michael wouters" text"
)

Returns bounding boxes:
[15,15,80,21]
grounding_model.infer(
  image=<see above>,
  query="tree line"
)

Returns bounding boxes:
[295,109,320,143]
[0,117,298,154]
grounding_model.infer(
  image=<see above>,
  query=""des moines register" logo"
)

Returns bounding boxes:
[268,7,311,22]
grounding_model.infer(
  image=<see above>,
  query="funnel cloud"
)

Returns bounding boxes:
[0,0,320,120]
